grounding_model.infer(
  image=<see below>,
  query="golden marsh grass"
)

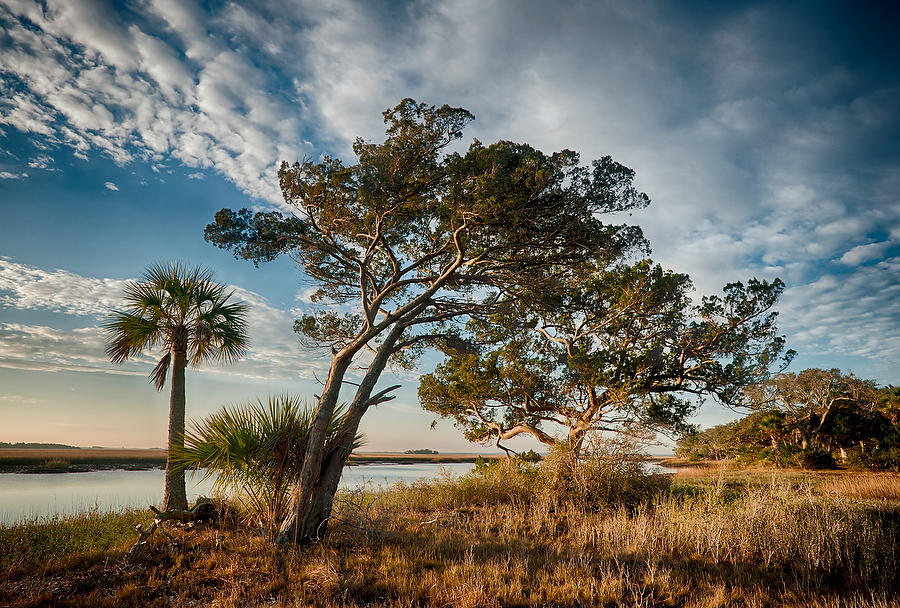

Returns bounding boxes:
[1,465,898,607]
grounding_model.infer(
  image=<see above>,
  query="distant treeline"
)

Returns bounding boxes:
[404,449,439,454]
[0,442,79,449]
[676,369,899,470]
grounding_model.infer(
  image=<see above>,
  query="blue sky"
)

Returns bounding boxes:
[0,0,898,451]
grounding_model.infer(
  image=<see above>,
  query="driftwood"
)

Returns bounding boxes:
[127,498,217,560]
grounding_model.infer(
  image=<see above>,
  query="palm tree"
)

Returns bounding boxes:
[104,263,249,511]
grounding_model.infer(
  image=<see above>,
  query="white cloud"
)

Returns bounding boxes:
[0,170,27,179]
[27,153,55,169]
[838,242,891,266]
[0,322,144,376]
[103,181,118,191]
[0,0,307,204]
[0,259,328,382]
[0,258,128,316]
[0,393,44,405]
[778,256,900,370]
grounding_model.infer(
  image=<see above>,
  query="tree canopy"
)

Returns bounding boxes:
[419,259,793,454]
[677,370,900,470]
[741,368,879,449]
[205,99,652,542]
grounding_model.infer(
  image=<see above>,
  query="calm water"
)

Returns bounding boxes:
[0,462,474,526]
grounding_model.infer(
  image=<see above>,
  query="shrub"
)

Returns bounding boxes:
[795,446,838,469]
[173,395,361,534]
[539,440,672,511]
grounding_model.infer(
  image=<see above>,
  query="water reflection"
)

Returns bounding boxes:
[0,462,474,526]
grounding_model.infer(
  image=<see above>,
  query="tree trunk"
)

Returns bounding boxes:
[276,353,352,544]
[292,422,361,541]
[163,349,188,511]
[277,323,406,544]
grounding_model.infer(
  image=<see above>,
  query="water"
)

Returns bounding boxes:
[0,462,474,526]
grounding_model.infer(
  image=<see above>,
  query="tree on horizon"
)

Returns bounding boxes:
[104,263,249,511]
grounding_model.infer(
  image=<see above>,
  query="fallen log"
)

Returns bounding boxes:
[127,497,216,560]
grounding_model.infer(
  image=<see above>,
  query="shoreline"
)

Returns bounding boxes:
[0,448,679,474]
[0,448,506,474]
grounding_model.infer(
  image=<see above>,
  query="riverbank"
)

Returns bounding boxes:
[0,448,504,473]
[2,464,898,607]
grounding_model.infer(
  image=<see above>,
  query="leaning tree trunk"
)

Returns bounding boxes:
[276,353,353,544]
[277,322,406,544]
[163,349,188,512]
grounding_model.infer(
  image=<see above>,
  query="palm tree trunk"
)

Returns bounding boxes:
[164,349,188,511]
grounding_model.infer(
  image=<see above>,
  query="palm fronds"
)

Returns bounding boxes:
[172,395,363,532]
[103,262,249,387]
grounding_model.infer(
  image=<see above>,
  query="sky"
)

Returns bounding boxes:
[0,0,898,452]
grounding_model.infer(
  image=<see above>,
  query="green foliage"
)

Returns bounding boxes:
[421,259,792,452]
[173,395,361,532]
[104,263,249,388]
[678,370,900,470]
[518,449,543,463]
[796,446,838,469]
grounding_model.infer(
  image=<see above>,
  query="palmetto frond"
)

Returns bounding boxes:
[150,353,171,391]
[103,262,249,387]
[172,395,362,529]
[189,296,250,366]
[103,312,163,364]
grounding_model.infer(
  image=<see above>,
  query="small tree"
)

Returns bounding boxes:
[105,263,248,511]
[174,395,360,533]
[420,260,793,454]
[204,99,650,542]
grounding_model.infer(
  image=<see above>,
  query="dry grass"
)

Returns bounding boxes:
[813,471,900,502]
[0,448,167,471]
[1,465,898,607]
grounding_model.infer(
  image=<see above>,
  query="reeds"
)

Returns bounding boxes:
[1,466,898,607]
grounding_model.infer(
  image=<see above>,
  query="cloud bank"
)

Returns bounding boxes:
[1,0,898,381]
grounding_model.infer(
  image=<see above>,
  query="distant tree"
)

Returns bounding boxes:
[104,263,249,511]
[679,370,900,470]
[742,368,879,450]
[676,410,790,463]
[204,99,649,543]
[877,386,900,426]
[420,260,792,454]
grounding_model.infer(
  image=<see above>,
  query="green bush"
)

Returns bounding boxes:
[795,446,838,469]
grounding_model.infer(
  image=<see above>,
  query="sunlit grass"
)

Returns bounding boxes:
[0,509,153,575]
[1,466,898,607]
